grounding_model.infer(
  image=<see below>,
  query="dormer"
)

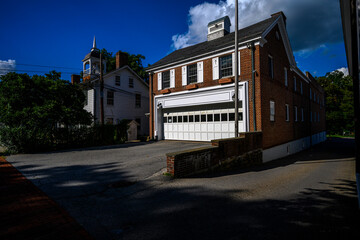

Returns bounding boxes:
[207,16,231,41]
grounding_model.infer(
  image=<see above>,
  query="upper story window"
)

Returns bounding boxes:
[284,68,288,86]
[268,55,274,79]
[310,88,312,100]
[301,108,304,122]
[270,100,275,121]
[294,106,298,122]
[220,54,233,78]
[187,63,197,84]
[294,77,297,91]
[115,76,120,86]
[129,78,134,88]
[107,90,114,106]
[285,104,289,122]
[135,93,141,108]
[300,81,303,94]
[162,71,170,89]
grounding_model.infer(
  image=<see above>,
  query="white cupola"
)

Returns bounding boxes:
[82,36,107,81]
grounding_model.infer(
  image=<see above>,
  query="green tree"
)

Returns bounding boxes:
[0,71,92,152]
[100,49,148,82]
[317,70,354,135]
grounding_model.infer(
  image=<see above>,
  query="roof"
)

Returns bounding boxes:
[147,15,278,71]
[82,50,100,62]
[208,16,231,26]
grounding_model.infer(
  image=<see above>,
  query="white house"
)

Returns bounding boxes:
[81,38,149,136]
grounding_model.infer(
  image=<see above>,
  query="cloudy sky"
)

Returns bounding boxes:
[0,0,347,80]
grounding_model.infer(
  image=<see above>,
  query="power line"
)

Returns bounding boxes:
[0,68,79,75]
[15,63,82,70]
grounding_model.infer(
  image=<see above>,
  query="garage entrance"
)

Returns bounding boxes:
[163,103,245,141]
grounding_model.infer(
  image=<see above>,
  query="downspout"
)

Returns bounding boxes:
[150,72,155,140]
[251,42,257,131]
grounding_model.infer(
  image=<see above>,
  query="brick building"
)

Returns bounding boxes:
[146,12,326,161]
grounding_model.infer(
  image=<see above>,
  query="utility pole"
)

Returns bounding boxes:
[234,0,239,137]
[100,52,104,125]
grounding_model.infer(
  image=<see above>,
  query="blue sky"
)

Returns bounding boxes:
[0,0,347,80]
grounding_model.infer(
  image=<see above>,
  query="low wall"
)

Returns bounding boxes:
[166,132,263,178]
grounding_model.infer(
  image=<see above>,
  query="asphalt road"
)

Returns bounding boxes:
[6,138,359,240]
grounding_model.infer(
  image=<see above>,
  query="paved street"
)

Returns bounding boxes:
[6,138,360,240]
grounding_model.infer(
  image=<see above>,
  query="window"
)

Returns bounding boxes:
[135,118,141,131]
[294,77,297,91]
[294,106,298,122]
[270,101,275,121]
[162,71,170,89]
[107,91,114,105]
[220,54,233,77]
[285,104,289,121]
[310,88,312,100]
[163,117,167,123]
[207,114,213,122]
[135,94,141,108]
[115,76,120,86]
[195,115,200,122]
[201,115,206,122]
[318,112,320,122]
[229,113,235,121]
[300,81,303,95]
[310,112,313,122]
[183,116,188,122]
[214,114,220,121]
[221,113,228,121]
[268,55,274,79]
[178,116,183,122]
[187,64,197,84]
[129,78,134,88]
[301,108,304,122]
[284,68,288,86]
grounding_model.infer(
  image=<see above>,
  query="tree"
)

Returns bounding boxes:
[317,70,354,135]
[100,49,148,83]
[0,71,92,152]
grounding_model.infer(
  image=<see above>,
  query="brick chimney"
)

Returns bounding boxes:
[116,51,129,69]
[306,71,316,82]
[71,74,81,84]
[271,11,287,26]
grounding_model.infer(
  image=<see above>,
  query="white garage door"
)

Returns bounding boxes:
[163,108,245,141]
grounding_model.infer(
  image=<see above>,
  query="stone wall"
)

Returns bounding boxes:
[166,132,262,178]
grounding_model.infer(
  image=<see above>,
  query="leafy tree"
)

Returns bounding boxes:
[100,48,148,83]
[317,70,354,135]
[0,71,92,152]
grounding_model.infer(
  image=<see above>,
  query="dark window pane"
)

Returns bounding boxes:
[173,116,177,123]
[187,64,197,84]
[221,113,228,121]
[229,113,235,121]
[195,115,200,122]
[189,115,194,122]
[178,116,183,123]
[207,114,213,122]
[214,114,220,121]
[239,112,243,121]
[168,117,172,123]
[162,71,170,89]
[163,117,167,123]
[183,116,188,122]
[201,114,206,122]
[239,101,243,108]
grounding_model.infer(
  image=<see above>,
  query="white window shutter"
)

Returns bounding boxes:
[197,62,203,83]
[212,57,219,80]
[182,66,187,86]
[170,69,175,88]
[157,72,162,90]
[232,53,235,76]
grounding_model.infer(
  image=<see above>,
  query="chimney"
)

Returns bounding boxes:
[207,16,231,41]
[271,11,287,26]
[71,74,81,84]
[116,51,129,69]
[306,71,315,82]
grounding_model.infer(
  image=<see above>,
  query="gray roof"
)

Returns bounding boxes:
[147,15,277,71]
[82,50,100,62]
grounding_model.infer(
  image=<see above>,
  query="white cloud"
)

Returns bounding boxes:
[336,67,349,76]
[171,0,342,51]
[0,59,16,76]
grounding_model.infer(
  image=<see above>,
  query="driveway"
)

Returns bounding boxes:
[6,141,208,200]
[6,138,360,240]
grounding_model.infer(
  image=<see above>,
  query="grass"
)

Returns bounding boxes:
[327,134,355,139]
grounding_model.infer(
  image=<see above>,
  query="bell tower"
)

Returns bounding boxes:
[82,36,107,82]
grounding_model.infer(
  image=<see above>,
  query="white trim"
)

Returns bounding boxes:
[263,131,327,163]
[212,57,219,80]
[157,72,162,90]
[151,41,261,73]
